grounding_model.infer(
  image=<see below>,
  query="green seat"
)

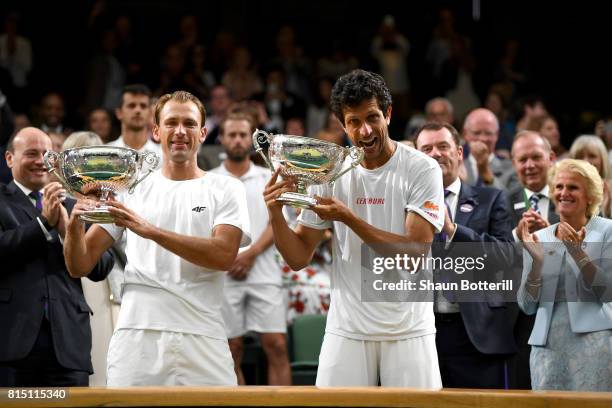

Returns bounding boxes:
[289,314,326,385]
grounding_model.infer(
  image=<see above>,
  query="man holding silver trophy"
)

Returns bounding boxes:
[62,91,251,386]
[263,69,445,387]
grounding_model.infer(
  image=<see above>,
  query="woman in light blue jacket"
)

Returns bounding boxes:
[519,159,612,391]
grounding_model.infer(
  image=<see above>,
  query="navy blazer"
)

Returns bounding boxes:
[507,186,560,228]
[0,181,114,372]
[439,182,517,355]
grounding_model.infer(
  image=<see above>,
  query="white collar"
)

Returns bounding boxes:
[219,160,257,180]
[445,177,461,196]
[13,179,36,197]
[525,185,549,199]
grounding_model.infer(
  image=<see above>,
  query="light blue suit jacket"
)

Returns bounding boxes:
[518,216,612,346]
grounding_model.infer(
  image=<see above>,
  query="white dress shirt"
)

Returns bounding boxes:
[12,180,53,242]
[435,177,461,313]
[512,185,550,242]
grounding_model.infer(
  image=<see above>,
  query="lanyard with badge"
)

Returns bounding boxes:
[522,190,532,210]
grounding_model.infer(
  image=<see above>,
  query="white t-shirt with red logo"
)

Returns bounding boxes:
[298,143,444,340]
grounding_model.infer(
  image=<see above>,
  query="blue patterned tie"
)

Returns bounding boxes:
[529,193,542,214]
[29,191,43,211]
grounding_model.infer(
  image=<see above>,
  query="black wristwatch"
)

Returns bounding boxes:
[38,215,54,231]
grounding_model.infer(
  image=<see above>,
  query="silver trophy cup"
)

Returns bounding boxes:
[253,129,364,208]
[43,146,159,223]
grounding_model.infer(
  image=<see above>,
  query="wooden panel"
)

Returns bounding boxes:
[2,386,612,408]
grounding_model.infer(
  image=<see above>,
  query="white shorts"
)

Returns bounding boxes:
[222,284,286,338]
[107,328,237,386]
[316,332,442,388]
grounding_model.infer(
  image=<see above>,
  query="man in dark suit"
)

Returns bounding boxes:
[0,127,114,386]
[506,130,557,389]
[508,130,559,237]
[415,122,516,389]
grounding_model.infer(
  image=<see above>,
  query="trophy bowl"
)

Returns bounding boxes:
[253,129,364,208]
[43,146,159,223]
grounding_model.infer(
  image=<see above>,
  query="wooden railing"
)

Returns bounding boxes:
[2,386,612,408]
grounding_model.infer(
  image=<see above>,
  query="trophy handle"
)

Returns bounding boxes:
[252,129,276,172]
[43,150,74,193]
[328,146,364,184]
[128,151,160,194]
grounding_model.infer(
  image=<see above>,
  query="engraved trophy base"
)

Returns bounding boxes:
[277,192,317,208]
[79,206,115,224]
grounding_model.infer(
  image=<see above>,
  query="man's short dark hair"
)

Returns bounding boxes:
[330,69,392,125]
[414,121,461,148]
[219,111,256,136]
[121,84,152,101]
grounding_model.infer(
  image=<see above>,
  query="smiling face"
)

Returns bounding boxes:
[341,97,393,168]
[6,128,52,191]
[153,100,206,164]
[552,170,590,219]
[512,133,553,192]
[416,127,463,187]
[41,94,65,128]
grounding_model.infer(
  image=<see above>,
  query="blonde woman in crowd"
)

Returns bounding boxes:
[569,135,612,218]
[519,159,612,391]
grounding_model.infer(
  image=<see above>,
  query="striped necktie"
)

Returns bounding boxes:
[29,191,43,211]
[529,193,542,214]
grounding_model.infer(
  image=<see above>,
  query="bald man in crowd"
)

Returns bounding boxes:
[0,128,114,386]
[462,108,519,191]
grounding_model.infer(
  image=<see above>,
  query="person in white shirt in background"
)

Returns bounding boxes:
[211,111,291,385]
[107,84,162,158]
[63,91,251,386]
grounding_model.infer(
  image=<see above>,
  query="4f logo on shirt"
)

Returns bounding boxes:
[192,206,206,213]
